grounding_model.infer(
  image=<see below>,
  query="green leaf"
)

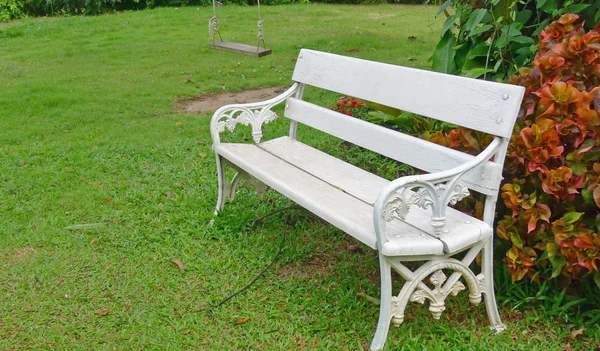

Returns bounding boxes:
[514,46,533,55]
[565,4,590,13]
[536,0,547,9]
[594,186,600,208]
[594,271,600,289]
[569,161,586,175]
[462,67,495,78]
[582,190,593,206]
[465,9,488,34]
[547,242,559,257]
[511,36,535,45]
[432,31,457,74]
[466,43,490,59]
[595,213,600,231]
[454,42,471,74]
[515,9,532,24]
[548,254,566,278]
[583,151,600,161]
[562,212,583,224]
[436,0,453,16]
[493,59,503,72]
[441,14,457,36]
[365,103,403,117]
[546,243,564,278]
[580,138,596,150]
[495,25,522,49]
[539,0,557,13]
[596,9,600,23]
[511,231,524,249]
[467,24,493,38]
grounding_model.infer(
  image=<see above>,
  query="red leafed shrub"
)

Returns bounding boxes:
[500,15,600,286]
[430,15,600,287]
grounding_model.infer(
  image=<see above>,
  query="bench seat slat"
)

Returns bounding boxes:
[217,142,379,249]
[217,139,492,256]
[259,136,388,205]
[217,142,447,255]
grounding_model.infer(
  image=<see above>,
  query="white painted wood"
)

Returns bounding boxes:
[284,98,503,196]
[216,142,379,249]
[398,206,491,255]
[259,136,389,205]
[292,49,524,138]
[259,136,492,255]
[218,139,493,256]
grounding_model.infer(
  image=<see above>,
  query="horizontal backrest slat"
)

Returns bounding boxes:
[284,98,503,195]
[292,49,525,138]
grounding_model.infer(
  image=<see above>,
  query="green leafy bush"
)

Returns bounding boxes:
[431,0,600,80]
[0,0,25,21]
[1,0,424,21]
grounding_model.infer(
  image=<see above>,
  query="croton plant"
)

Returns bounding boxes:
[331,15,600,287]
[434,14,600,287]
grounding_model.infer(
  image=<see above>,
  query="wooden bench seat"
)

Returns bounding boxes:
[218,136,492,256]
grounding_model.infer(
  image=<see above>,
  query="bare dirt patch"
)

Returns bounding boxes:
[277,253,338,280]
[179,86,288,115]
[2,246,36,267]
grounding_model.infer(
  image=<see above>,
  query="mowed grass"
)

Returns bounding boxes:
[1,5,599,350]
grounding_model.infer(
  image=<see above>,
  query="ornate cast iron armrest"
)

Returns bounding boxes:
[210,83,300,146]
[372,137,502,246]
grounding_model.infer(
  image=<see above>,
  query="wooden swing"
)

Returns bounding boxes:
[208,0,272,57]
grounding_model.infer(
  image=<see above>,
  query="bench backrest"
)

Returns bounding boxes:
[284,49,525,196]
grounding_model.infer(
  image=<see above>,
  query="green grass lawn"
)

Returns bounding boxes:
[1,4,599,350]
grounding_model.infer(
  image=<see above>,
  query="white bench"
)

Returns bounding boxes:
[210,49,525,350]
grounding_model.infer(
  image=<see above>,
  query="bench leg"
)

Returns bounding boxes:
[371,250,489,350]
[370,256,393,351]
[215,155,269,216]
[481,238,506,333]
[214,155,227,215]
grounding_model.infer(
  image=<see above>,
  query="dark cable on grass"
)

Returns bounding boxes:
[203,205,303,316]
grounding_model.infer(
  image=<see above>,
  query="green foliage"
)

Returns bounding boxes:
[431,0,600,80]
[495,265,600,325]
[0,0,425,21]
[0,0,24,21]
[330,97,457,138]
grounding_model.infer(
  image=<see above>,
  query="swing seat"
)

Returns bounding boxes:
[209,41,272,57]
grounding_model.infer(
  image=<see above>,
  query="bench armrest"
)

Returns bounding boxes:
[372,137,502,248]
[210,83,300,147]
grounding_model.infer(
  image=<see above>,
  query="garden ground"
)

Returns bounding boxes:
[1,4,599,350]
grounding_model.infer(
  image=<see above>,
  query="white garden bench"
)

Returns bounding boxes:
[210,49,525,350]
